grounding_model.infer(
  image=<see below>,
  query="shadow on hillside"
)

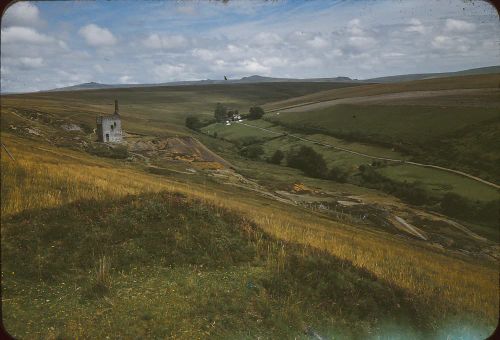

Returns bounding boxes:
[2,191,436,335]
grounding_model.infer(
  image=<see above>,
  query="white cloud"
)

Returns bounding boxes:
[192,48,215,61]
[1,26,53,44]
[382,52,405,58]
[444,19,475,33]
[79,24,117,47]
[119,75,134,83]
[347,18,364,36]
[253,32,282,46]
[431,35,453,49]
[294,57,322,68]
[143,34,187,49]
[405,18,427,34]
[307,36,329,49]
[431,35,470,53]
[262,56,287,67]
[348,18,361,27]
[18,57,44,69]
[153,63,186,81]
[409,18,421,26]
[238,58,270,74]
[2,56,44,70]
[2,2,43,28]
[226,44,239,52]
[348,36,377,50]
[94,64,104,73]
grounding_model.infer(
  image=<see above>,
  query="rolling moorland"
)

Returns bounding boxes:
[1,72,499,339]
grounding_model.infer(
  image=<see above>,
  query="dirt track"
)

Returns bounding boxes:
[273,88,499,113]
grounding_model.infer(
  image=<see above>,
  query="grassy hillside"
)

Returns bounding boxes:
[266,104,499,144]
[2,190,426,339]
[1,82,360,137]
[1,74,499,338]
[1,132,498,338]
[365,65,500,83]
[263,73,500,111]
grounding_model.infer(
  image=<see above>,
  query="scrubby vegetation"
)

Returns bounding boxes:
[328,166,349,183]
[239,144,265,160]
[287,146,328,178]
[247,106,265,120]
[268,149,285,164]
[86,143,129,159]
[185,115,215,131]
[2,189,433,338]
[440,193,500,227]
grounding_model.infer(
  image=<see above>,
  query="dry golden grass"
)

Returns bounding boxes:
[1,133,497,326]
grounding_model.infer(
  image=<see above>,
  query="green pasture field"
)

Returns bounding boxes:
[377,164,500,202]
[201,122,280,143]
[198,121,498,203]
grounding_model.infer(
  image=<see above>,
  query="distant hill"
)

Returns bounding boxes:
[46,75,359,92]
[44,65,500,92]
[365,65,500,83]
[47,82,119,91]
[236,75,357,83]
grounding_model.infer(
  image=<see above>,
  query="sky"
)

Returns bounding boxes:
[1,0,499,93]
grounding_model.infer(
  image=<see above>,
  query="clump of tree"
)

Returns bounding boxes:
[185,116,202,131]
[185,115,215,131]
[268,150,285,165]
[247,106,265,120]
[287,146,328,178]
[214,103,228,122]
[328,166,349,183]
[239,145,264,160]
[440,193,470,219]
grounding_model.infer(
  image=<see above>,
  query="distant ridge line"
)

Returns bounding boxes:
[4,65,497,94]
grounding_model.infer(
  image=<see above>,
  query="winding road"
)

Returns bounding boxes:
[235,121,500,190]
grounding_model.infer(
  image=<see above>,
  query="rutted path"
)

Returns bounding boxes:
[267,88,500,113]
[235,121,500,190]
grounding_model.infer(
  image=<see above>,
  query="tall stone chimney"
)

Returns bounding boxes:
[114,99,119,114]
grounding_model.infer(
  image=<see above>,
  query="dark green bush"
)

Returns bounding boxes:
[328,166,348,183]
[239,145,264,160]
[287,146,328,178]
[248,106,265,120]
[268,150,285,165]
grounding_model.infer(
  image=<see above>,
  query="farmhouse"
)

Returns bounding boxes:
[227,110,242,122]
[96,100,123,143]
